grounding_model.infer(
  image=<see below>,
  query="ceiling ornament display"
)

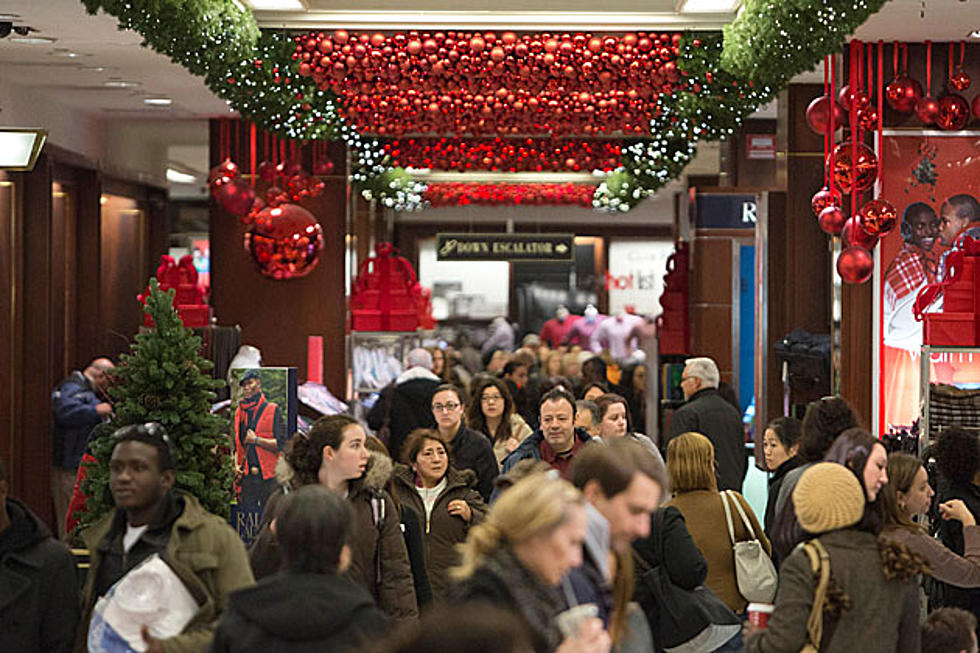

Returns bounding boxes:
[424,182,595,208]
[80,0,890,211]
[384,137,622,173]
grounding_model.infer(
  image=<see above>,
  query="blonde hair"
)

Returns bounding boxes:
[667,432,718,492]
[452,472,584,580]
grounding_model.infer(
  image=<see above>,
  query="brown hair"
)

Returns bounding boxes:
[284,414,359,487]
[666,432,717,492]
[880,452,926,533]
[401,428,453,467]
[594,393,632,433]
[465,376,515,444]
[922,607,978,653]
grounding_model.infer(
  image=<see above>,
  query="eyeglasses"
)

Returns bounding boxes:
[481,394,504,403]
[432,402,461,412]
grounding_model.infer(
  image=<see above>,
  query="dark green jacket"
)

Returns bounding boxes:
[76,491,254,653]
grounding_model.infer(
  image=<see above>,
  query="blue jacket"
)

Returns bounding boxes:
[51,371,103,469]
[500,427,594,474]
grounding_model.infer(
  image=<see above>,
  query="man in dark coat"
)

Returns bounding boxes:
[51,357,114,538]
[0,456,79,653]
[430,384,498,501]
[666,357,747,492]
[368,348,440,460]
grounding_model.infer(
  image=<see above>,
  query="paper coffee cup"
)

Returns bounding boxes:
[556,603,599,638]
[747,602,774,629]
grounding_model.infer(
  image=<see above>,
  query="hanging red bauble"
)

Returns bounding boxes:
[811,187,842,217]
[916,96,940,124]
[818,205,847,235]
[885,76,923,112]
[838,85,870,111]
[244,204,324,280]
[837,246,874,284]
[805,95,846,135]
[216,178,256,217]
[842,216,879,250]
[241,198,265,226]
[857,105,879,131]
[265,186,289,207]
[287,172,314,200]
[935,94,971,131]
[257,160,278,182]
[857,199,898,237]
[208,158,239,194]
[951,69,972,92]
[830,142,878,194]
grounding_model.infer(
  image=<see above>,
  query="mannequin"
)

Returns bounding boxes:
[591,309,644,360]
[565,305,606,350]
[538,305,580,347]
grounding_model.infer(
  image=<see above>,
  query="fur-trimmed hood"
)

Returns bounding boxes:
[273,449,393,492]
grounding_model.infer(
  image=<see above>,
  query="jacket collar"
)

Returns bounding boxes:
[396,366,441,385]
[687,387,719,403]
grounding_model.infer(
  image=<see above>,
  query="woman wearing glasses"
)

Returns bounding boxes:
[430,384,498,502]
[466,377,533,466]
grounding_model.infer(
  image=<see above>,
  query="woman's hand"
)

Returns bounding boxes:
[504,437,521,454]
[555,618,611,653]
[448,499,472,522]
[939,499,977,526]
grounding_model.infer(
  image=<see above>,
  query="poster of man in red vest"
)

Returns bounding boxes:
[233,369,288,520]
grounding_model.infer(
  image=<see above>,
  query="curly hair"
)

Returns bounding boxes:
[800,397,857,462]
[878,536,930,580]
[283,414,358,487]
[934,425,980,486]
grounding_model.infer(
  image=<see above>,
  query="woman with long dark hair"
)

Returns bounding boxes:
[465,376,532,466]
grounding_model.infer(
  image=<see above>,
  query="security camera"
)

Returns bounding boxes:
[0,22,12,38]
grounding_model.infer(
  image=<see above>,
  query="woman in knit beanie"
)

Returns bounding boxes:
[746,463,922,653]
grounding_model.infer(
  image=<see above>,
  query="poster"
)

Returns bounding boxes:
[228,367,297,544]
[877,134,980,434]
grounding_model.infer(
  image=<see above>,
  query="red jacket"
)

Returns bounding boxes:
[235,396,282,480]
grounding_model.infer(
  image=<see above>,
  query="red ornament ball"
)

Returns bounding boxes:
[837,246,874,284]
[830,142,879,194]
[216,178,255,217]
[885,76,923,112]
[805,95,846,135]
[208,158,239,193]
[257,160,278,182]
[951,69,972,92]
[857,105,879,131]
[935,94,970,131]
[244,204,324,280]
[811,186,842,217]
[842,216,879,250]
[857,199,898,237]
[264,186,289,207]
[838,85,870,111]
[916,96,940,124]
[818,205,847,235]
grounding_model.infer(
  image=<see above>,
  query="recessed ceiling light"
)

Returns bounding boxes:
[244,0,307,9]
[104,80,141,88]
[79,65,107,72]
[166,168,197,184]
[144,97,173,106]
[0,14,20,20]
[677,0,740,12]
[51,49,82,58]
[9,36,56,45]
[969,29,980,39]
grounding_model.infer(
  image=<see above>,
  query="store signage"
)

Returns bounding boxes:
[695,194,757,229]
[746,134,777,160]
[436,233,574,261]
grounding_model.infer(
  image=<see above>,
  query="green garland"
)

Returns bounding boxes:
[82,0,885,211]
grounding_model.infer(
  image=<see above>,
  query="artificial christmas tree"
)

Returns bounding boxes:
[76,279,233,532]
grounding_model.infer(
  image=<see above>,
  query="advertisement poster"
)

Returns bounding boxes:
[878,134,980,434]
[229,367,297,544]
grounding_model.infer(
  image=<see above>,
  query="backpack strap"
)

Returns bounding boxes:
[720,490,737,545]
[801,539,831,651]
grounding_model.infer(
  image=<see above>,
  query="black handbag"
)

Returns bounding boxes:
[635,509,741,653]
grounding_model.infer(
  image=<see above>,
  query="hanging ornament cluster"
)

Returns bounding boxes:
[244,203,324,280]
[883,41,978,131]
[208,159,256,217]
[293,30,686,136]
[384,136,622,172]
[424,182,594,207]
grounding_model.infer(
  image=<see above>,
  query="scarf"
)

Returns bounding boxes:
[483,547,564,652]
[238,392,266,445]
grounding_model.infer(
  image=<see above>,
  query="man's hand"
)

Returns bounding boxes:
[245,429,257,444]
[142,625,165,653]
[96,402,113,417]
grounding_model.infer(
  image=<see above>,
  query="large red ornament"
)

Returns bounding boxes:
[244,204,324,280]
[885,76,923,112]
[857,199,898,237]
[950,69,972,92]
[857,105,879,131]
[842,216,879,250]
[257,160,278,182]
[830,142,878,194]
[838,85,870,111]
[216,178,256,217]
[811,187,842,217]
[805,95,846,135]
[818,206,847,235]
[837,246,874,284]
[208,158,239,194]
[935,94,971,131]
[916,96,940,124]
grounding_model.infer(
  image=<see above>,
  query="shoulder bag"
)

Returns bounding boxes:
[722,490,778,603]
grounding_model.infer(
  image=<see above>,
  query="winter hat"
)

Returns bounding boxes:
[793,462,865,534]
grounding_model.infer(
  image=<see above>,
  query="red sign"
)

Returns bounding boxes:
[746,134,776,160]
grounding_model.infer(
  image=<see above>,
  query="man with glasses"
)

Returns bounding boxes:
[500,387,594,483]
[76,423,254,652]
[430,384,498,501]
[666,356,746,492]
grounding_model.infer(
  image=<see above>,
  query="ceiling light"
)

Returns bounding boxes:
[9,35,56,45]
[144,97,173,106]
[51,50,81,58]
[166,168,198,184]
[969,29,980,40]
[0,128,47,171]
[677,0,740,12]
[0,14,20,20]
[79,65,106,72]
[104,80,141,88]
[244,0,307,9]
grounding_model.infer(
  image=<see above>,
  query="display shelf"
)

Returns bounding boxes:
[347,330,422,397]
[919,345,980,458]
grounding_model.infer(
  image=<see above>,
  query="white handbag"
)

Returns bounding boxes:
[721,489,778,604]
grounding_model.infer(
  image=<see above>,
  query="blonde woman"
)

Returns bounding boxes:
[665,432,769,614]
[451,473,610,653]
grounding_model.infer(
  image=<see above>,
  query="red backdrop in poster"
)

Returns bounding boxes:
[878,135,980,433]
